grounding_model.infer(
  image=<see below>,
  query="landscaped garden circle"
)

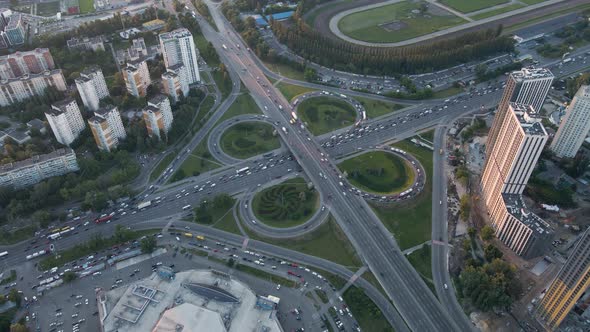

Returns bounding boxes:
[252,177,319,228]
[338,151,415,194]
[297,96,357,135]
[220,121,280,159]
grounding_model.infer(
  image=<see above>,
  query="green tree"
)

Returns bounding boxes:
[460,195,471,221]
[213,194,233,209]
[303,67,317,82]
[467,227,476,238]
[63,271,77,283]
[7,288,20,307]
[140,236,157,254]
[481,225,495,241]
[10,323,28,332]
[484,244,503,261]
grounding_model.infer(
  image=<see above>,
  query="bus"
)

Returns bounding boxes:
[95,215,113,224]
[196,235,205,241]
[236,167,249,174]
[0,251,7,258]
[184,233,193,238]
[182,205,191,210]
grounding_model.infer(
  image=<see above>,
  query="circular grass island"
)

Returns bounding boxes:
[298,96,357,135]
[252,177,320,228]
[338,151,415,194]
[220,122,280,159]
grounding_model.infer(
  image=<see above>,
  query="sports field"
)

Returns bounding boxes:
[440,0,508,13]
[338,151,414,194]
[298,96,356,135]
[79,0,95,13]
[220,122,280,159]
[338,1,466,43]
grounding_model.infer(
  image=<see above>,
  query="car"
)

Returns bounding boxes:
[276,284,281,290]
[85,298,89,305]
[444,283,448,289]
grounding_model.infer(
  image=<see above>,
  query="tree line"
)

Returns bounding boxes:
[270,16,515,75]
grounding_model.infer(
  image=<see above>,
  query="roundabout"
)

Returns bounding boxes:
[338,150,415,195]
[238,175,330,239]
[292,91,366,136]
[208,115,285,165]
[338,146,425,203]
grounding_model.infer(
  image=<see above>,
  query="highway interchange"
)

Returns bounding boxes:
[4,2,590,332]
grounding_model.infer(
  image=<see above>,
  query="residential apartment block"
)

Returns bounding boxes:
[550,85,590,158]
[45,98,86,146]
[75,66,109,111]
[486,67,553,162]
[0,69,66,106]
[4,13,24,46]
[88,105,126,152]
[536,228,590,330]
[159,28,200,84]
[161,63,188,103]
[143,94,172,139]
[481,102,551,258]
[0,148,79,189]
[123,58,151,97]
[0,48,55,80]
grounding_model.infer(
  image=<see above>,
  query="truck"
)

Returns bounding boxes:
[291,111,298,120]
[563,58,572,64]
[94,215,113,224]
[137,201,152,210]
[236,167,250,174]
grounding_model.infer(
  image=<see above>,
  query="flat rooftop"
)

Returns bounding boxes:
[101,269,282,332]
[0,148,75,173]
[503,193,552,236]
[511,67,554,81]
[510,102,547,136]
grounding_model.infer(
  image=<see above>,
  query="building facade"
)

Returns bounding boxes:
[486,67,553,161]
[123,58,151,97]
[159,28,200,84]
[75,66,109,111]
[45,98,86,146]
[550,85,590,158]
[0,148,79,189]
[0,48,55,80]
[4,13,24,46]
[481,102,551,258]
[88,105,126,152]
[161,63,188,103]
[143,94,172,139]
[0,69,66,106]
[536,228,590,330]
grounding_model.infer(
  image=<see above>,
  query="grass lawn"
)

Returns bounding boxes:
[252,177,320,228]
[212,209,242,235]
[338,1,466,43]
[362,271,387,297]
[36,1,60,16]
[406,245,435,293]
[235,264,298,287]
[430,86,464,99]
[263,61,305,80]
[78,0,95,13]
[245,216,362,268]
[343,286,394,332]
[277,82,315,101]
[194,196,236,226]
[220,122,280,159]
[470,4,525,20]
[315,289,329,303]
[175,137,221,179]
[354,96,404,118]
[150,153,176,181]
[440,0,508,13]
[0,225,36,245]
[518,0,548,4]
[212,70,233,100]
[298,96,356,135]
[505,3,590,32]
[215,92,263,126]
[338,151,414,194]
[304,0,354,26]
[370,138,433,250]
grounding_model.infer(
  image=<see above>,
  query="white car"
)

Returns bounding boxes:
[276,284,281,290]
[444,283,448,290]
